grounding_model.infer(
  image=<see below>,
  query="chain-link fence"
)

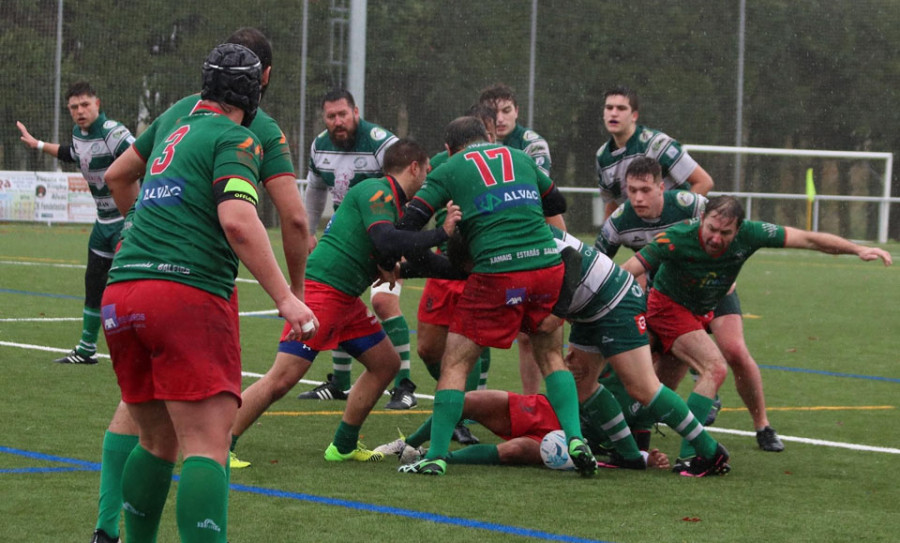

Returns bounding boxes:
[3,0,899,238]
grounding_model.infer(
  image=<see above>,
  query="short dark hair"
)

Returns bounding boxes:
[604,85,639,111]
[227,27,273,70]
[625,157,662,183]
[444,116,488,154]
[322,88,355,109]
[478,83,517,108]
[466,102,497,129]
[704,195,745,228]
[383,138,428,175]
[65,81,96,101]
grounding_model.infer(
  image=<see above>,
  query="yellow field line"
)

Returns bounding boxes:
[266,405,894,417]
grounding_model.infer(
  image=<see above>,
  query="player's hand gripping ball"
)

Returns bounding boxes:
[540,430,575,470]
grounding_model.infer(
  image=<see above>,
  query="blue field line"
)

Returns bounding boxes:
[0,288,81,300]
[0,445,610,543]
[758,364,900,383]
[231,482,610,543]
[0,466,96,474]
[1,446,101,469]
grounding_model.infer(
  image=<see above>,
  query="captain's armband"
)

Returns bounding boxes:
[214,177,259,206]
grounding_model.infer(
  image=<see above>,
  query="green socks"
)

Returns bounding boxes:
[647,386,717,459]
[447,444,501,465]
[406,416,433,449]
[580,386,643,461]
[382,316,412,386]
[544,370,584,441]
[121,445,174,543]
[95,431,139,538]
[176,456,228,543]
[425,389,465,459]
[333,421,362,454]
[331,348,353,391]
[477,349,491,389]
[76,305,101,357]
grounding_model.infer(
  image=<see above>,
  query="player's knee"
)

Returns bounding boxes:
[417,341,441,365]
[709,359,729,387]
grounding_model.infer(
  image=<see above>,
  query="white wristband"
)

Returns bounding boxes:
[37,141,45,152]
[301,321,315,333]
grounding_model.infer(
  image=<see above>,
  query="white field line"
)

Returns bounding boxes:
[0,259,261,284]
[2,339,897,455]
[0,309,277,323]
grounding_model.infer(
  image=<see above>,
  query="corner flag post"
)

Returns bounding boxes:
[805,168,816,230]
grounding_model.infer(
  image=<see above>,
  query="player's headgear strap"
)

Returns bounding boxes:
[201,43,262,127]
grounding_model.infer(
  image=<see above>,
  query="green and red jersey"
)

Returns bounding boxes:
[306,176,406,296]
[109,105,262,299]
[134,94,294,185]
[413,142,560,274]
[635,219,786,314]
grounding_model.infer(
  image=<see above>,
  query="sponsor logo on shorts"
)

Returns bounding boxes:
[505,287,526,306]
[635,314,647,334]
[101,304,118,330]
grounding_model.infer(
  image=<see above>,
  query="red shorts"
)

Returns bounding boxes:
[500,393,561,443]
[102,280,242,404]
[450,264,564,349]
[646,288,714,353]
[417,278,466,326]
[279,280,381,352]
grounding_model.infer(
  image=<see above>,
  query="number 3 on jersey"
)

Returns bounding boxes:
[150,125,191,175]
[464,147,515,186]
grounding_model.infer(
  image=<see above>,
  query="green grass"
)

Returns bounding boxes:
[1,222,898,542]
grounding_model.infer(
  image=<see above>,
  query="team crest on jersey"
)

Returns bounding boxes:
[370,127,387,141]
[103,120,118,130]
[676,191,695,207]
[611,205,625,219]
[523,129,539,141]
[639,129,652,143]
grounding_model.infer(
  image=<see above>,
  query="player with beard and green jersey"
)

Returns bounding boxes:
[595,85,713,220]
[17,81,134,366]
[102,43,316,543]
[395,116,597,478]
[599,157,786,454]
[544,225,729,476]
[622,195,892,473]
[299,89,417,410]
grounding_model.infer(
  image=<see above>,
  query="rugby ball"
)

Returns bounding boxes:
[539,430,574,470]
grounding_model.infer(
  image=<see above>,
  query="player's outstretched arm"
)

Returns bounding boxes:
[105,147,146,216]
[783,226,893,266]
[16,121,67,160]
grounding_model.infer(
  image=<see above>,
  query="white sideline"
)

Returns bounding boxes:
[3,339,898,455]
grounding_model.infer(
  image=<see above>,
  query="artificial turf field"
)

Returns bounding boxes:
[1,222,898,543]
